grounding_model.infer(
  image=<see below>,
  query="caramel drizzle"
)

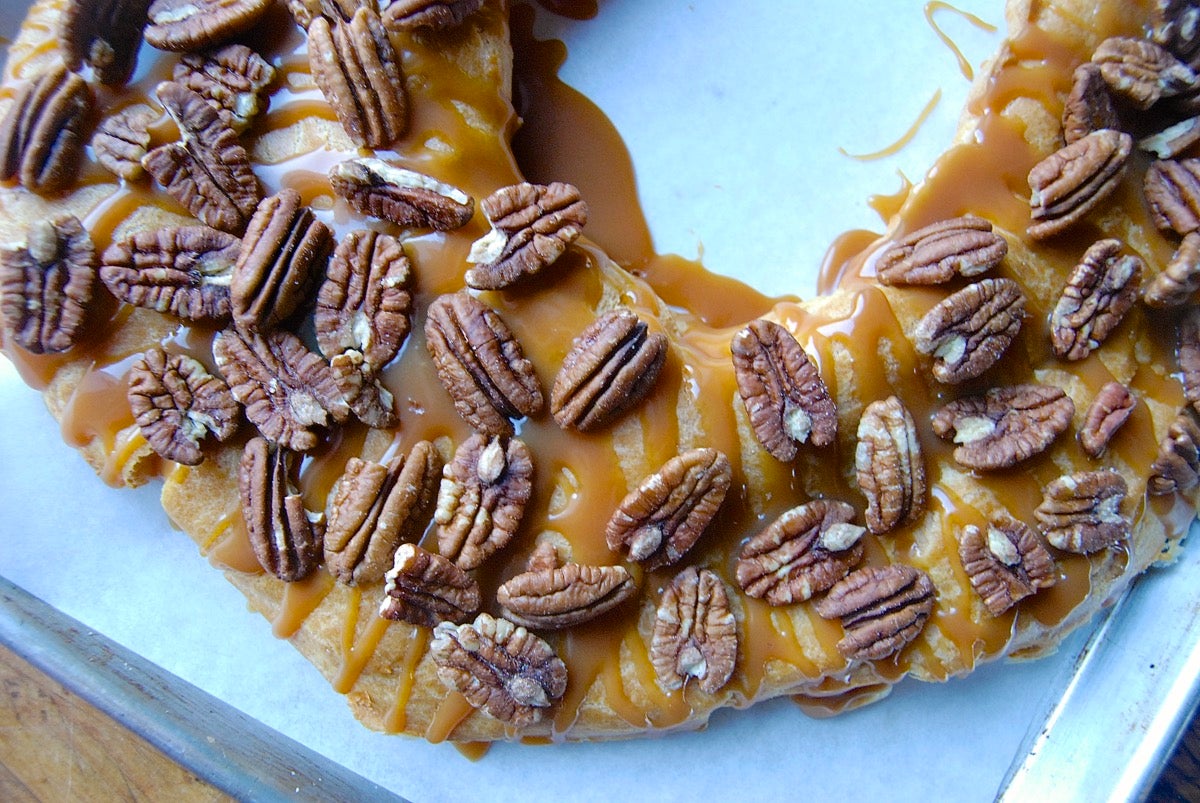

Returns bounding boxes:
[924,1,999,81]
[838,89,943,162]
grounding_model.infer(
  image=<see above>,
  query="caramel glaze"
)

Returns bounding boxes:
[5,0,1197,741]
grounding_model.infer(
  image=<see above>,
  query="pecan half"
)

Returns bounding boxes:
[1027,129,1131,240]
[1147,232,1200,307]
[465,182,588,289]
[1145,158,1200,235]
[605,448,731,570]
[1181,308,1200,408]
[913,278,1026,383]
[550,308,668,432]
[931,385,1074,471]
[0,66,93,194]
[856,396,926,534]
[146,0,273,51]
[1050,240,1143,360]
[380,544,480,627]
[288,0,363,26]
[735,499,865,605]
[650,567,737,695]
[435,435,533,571]
[1139,115,1200,159]
[92,104,156,181]
[730,318,837,460]
[1149,411,1200,495]
[1063,63,1120,145]
[60,0,151,85]
[173,45,276,133]
[424,292,544,436]
[308,8,408,148]
[1154,0,1200,62]
[813,564,935,662]
[497,562,637,629]
[143,81,261,234]
[213,327,350,451]
[324,442,442,585]
[329,350,397,428]
[875,216,1008,286]
[0,216,95,354]
[231,190,332,334]
[959,517,1056,616]
[430,614,567,728]
[1079,382,1136,458]
[238,436,323,581]
[100,225,240,323]
[1093,36,1197,109]
[1034,470,1129,553]
[383,0,484,30]
[128,347,239,466]
[328,159,473,231]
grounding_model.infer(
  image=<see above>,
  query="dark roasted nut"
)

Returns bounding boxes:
[650,567,737,695]
[605,448,731,570]
[1181,308,1200,408]
[1140,115,1200,159]
[730,318,836,460]
[430,613,567,728]
[380,544,481,627]
[1035,470,1129,553]
[1154,0,1200,62]
[231,190,332,334]
[329,351,398,428]
[146,0,273,51]
[1028,129,1131,240]
[465,182,588,289]
[143,82,261,234]
[735,499,865,605]
[328,159,473,231]
[127,347,239,466]
[959,517,1057,616]
[813,564,935,662]
[1063,63,1120,145]
[382,0,484,30]
[213,327,350,451]
[1050,240,1142,360]
[324,442,442,584]
[497,563,637,629]
[173,44,276,133]
[856,396,926,534]
[1145,158,1200,235]
[1149,411,1200,495]
[875,216,1008,286]
[1093,36,1197,109]
[238,436,323,581]
[0,216,95,354]
[308,8,408,148]
[92,104,156,181]
[913,278,1025,383]
[100,225,239,323]
[1079,382,1136,458]
[424,292,543,436]
[60,0,151,85]
[932,385,1074,471]
[436,434,533,571]
[550,308,668,432]
[1147,232,1200,307]
[0,66,93,194]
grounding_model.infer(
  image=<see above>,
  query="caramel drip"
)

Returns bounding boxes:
[553,623,645,734]
[334,589,393,693]
[924,1,999,81]
[272,569,335,638]
[206,515,264,575]
[385,627,431,734]
[426,691,475,743]
[453,742,491,761]
[839,89,944,162]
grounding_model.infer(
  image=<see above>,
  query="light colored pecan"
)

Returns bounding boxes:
[959,517,1056,616]
[213,327,350,451]
[1154,0,1200,62]
[497,562,637,630]
[1079,382,1136,458]
[731,318,837,461]
[328,158,473,231]
[1028,129,1131,240]
[1140,115,1200,159]
[1149,411,1200,495]
[465,182,588,289]
[1146,231,1200,306]
[100,225,239,323]
[92,104,156,181]
[146,0,273,51]
[436,435,533,570]
[424,292,543,436]
[60,0,151,85]
[735,499,865,605]
[329,350,397,429]
[288,0,364,25]
[550,308,668,432]
[1145,158,1200,235]
[1050,240,1142,361]
[1063,63,1120,145]
[143,81,261,234]
[1093,36,1197,109]
[231,190,332,334]
[856,396,926,534]
[875,216,1008,286]
[431,614,567,728]
[1034,470,1129,553]
[913,278,1025,383]
[650,567,737,695]
[605,448,731,570]
[128,347,239,466]
[324,442,442,585]
[932,385,1074,471]
[380,544,480,627]
[1182,308,1200,408]
[813,564,935,662]
[308,8,407,148]
[383,0,483,29]
[0,66,93,193]
[173,44,276,133]
[238,436,323,581]
[0,216,95,354]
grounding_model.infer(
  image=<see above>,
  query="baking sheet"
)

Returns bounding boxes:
[0,1,1192,800]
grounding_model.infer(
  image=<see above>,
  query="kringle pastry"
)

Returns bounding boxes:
[1,0,1198,744]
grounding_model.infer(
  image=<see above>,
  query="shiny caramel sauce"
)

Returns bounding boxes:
[4,0,1193,742]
